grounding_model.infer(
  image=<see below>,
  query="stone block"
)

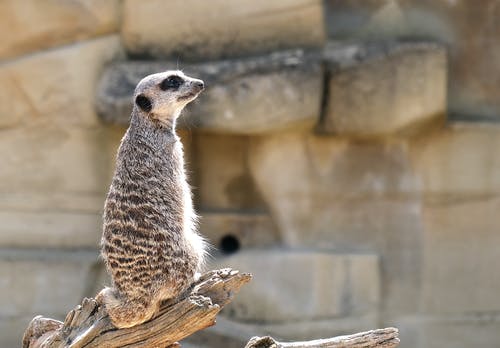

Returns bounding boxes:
[0,112,20,129]
[1,315,36,347]
[0,126,119,248]
[96,50,323,134]
[199,212,279,254]
[395,314,500,348]
[325,0,500,122]
[0,127,114,196]
[416,315,500,348]
[253,132,419,198]
[0,192,104,214]
[0,0,120,60]
[212,250,380,323]
[0,211,101,248]
[320,42,447,137]
[0,249,100,345]
[412,124,500,319]
[121,0,325,60]
[248,132,420,244]
[192,134,265,210]
[420,196,500,314]
[248,132,422,315]
[189,68,321,134]
[0,35,123,128]
[411,123,500,196]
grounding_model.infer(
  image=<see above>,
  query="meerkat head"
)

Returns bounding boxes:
[133,70,204,126]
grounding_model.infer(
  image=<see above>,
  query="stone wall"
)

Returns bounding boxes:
[1,1,499,347]
[325,0,500,122]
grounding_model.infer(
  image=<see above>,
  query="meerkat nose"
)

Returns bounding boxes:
[194,81,204,91]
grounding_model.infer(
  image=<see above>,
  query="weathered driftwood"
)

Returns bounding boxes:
[23,269,251,348]
[245,328,400,348]
[23,268,399,348]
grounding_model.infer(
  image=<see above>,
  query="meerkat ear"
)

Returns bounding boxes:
[135,94,152,112]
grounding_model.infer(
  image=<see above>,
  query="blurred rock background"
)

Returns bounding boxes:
[1,0,500,347]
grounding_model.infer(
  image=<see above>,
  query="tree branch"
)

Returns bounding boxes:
[244,328,400,348]
[23,269,251,348]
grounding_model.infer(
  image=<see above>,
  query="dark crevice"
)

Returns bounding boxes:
[315,66,331,134]
[220,235,240,255]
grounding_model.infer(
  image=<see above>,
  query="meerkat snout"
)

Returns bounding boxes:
[176,78,204,102]
[193,80,204,90]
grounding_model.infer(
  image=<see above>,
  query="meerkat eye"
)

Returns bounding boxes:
[135,94,152,112]
[160,75,184,90]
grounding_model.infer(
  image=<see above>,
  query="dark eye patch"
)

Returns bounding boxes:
[160,75,184,90]
[135,94,152,112]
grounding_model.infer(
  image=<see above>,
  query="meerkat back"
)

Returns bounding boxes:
[97,71,207,329]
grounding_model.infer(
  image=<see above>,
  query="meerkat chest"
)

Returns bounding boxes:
[109,141,189,224]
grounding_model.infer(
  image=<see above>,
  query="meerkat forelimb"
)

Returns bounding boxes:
[97,71,207,329]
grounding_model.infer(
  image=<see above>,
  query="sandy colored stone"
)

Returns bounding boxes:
[0,35,123,128]
[411,124,500,317]
[0,112,20,129]
[417,316,500,348]
[420,196,500,314]
[212,250,380,323]
[193,133,249,210]
[190,69,321,134]
[248,133,419,240]
[0,249,100,345]
[325,0,500,122]
[411,123,500,195]
[0,192,104,214]
[0,0,120,60]
[0,315,39,348]
[0,127,114,195]
[0,125,120,248]
[248,132,422,316]
[321,42,447,137]
[247,132,420,244]
[96,50,323,134]
[199,212,279,252]
[395,314,500,348]
[0,211,101,248]
[193,134,265,210]
[122,0,325,60]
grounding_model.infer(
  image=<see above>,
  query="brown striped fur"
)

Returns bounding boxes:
[96,71,207,328]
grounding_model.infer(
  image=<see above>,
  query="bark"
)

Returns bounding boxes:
[23,269,250,348]
[244,328,400,348]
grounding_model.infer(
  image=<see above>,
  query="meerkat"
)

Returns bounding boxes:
[96,70,207,329]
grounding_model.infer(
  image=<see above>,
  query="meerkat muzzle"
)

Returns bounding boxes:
[178,80,205,101]
[192,80,204,93]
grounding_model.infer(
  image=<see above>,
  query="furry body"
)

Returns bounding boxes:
[97,71,206,328]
